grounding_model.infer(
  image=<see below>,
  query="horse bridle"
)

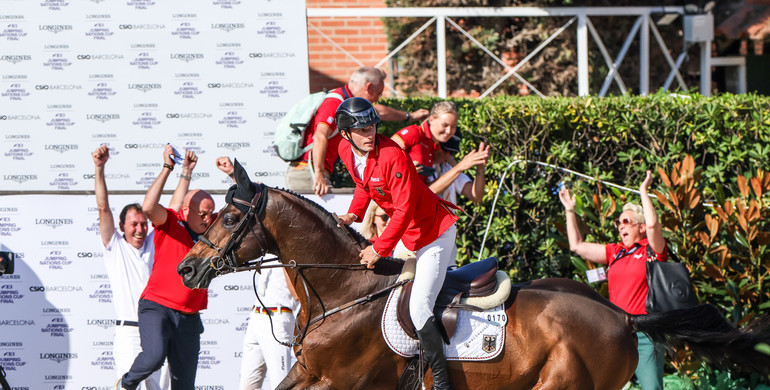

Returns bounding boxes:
[198,184,409,350]
[198,184,270,275]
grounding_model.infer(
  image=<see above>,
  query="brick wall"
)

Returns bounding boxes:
[306,0,392,94]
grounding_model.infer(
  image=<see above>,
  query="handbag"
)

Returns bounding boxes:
[644,245,699,313]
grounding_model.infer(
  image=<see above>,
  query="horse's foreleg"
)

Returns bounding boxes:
[275,363,330,390]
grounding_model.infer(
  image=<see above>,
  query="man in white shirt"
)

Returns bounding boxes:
[95,145,195,390]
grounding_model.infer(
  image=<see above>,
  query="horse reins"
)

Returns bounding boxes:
[198,184,407,349]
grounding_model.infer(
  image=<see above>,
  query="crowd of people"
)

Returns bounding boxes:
[100,65,668,390]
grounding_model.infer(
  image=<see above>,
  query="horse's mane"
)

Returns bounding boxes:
[272,186,370,247]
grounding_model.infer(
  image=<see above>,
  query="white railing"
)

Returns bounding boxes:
[306,6,720,98]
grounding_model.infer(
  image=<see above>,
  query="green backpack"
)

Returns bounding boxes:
[273,89,347,161]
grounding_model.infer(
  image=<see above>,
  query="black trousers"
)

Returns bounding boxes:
[122,299,204,390]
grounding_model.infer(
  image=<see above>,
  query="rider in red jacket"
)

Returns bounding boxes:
[335,97,458,390]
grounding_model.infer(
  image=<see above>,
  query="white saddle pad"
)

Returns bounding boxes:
[381,288,507,361]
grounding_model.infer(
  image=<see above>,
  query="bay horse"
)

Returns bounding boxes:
[178,163,770,390]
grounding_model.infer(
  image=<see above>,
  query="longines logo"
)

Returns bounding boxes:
[87,113,120,123]
[128,83,162,92]
[44,144,78,153]
[258,112,285,121]
[170,53,204,63]
[3,174,37,184]
[43,307,70,313]
[87,319,116,329]
[258,12,283,18]
[40,353,77,363]
[211,23,244,32]
[34,218,73,228]
[118,24,165,30]
[131,43,156,49]
[39,24,73,33]
[216,142,250,151]
[0,55,31,64]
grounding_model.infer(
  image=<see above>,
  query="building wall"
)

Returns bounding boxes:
[306,0,392,93]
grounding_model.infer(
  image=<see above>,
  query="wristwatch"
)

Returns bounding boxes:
[405,111,411,122]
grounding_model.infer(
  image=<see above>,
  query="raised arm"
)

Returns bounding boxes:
[142,145,175,226]
[431,142,489,203]
[559,187,607,264]
[640,170,666,254]
[168,149,198,212]
[374,103,428,123]
[93,146,115,247]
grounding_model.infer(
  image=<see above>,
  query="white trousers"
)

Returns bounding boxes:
[239,311,297,390]
[397,224,457,330]
[113,324,169,390]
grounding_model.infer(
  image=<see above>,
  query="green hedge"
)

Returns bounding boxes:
[378,92,770,317]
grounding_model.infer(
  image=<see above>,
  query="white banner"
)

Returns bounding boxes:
[1,0,307,191]
[0,193,354,389]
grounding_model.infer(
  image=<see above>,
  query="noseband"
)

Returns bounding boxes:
[198,184,270,275]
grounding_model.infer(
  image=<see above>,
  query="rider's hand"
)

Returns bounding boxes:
[359,245,381,269]
[336,213,357,226]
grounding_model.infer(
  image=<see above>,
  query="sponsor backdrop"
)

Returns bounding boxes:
[0,1,358,389]
[0,194,353,390]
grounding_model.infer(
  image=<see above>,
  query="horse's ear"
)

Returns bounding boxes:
[232,159,252,187]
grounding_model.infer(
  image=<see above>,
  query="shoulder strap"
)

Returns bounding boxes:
[300,90,347,155]
[646,240,678,263]
[610,243,641,268]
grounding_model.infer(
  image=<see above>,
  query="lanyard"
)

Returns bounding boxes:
[610,243,642,268]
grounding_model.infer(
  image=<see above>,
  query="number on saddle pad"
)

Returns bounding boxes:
[273,89,348,162]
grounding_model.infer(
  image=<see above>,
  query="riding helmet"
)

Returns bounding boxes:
[335,97,381,131]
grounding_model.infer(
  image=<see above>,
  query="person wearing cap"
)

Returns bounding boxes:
[288,66,428,196]
[427,130,489,205]
[215,156,300,390]
[391,101,459,183]
[334,97,459,390]
[95,144,196,390]
[116,147,216,390]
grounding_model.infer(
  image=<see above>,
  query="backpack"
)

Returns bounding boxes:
[273,88,348,162]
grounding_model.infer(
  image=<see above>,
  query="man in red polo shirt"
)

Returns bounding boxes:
[286,66,428,196]
[117,146,216,390]
[335,97,459,389]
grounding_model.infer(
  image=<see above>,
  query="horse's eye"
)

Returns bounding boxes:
[223,214,237,227]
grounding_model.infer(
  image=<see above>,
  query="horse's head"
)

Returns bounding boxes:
[178,159,271,289]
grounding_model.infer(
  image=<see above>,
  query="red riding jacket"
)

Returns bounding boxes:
[339,134,458,257]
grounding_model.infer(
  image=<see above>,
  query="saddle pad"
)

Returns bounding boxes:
[381,288,507,361]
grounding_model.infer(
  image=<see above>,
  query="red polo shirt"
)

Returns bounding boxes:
[393,121,440,183]
[606,238,668,315]
[141,208,208,313]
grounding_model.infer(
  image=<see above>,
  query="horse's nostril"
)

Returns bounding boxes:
[179,266,194,277]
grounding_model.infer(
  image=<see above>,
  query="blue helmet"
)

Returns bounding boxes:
[335,97,381,131]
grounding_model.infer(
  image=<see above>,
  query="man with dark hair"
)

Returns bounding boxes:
[94,144,192,390]
[116,145,213,390]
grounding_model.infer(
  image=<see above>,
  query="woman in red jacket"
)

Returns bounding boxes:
[335,97,458,390]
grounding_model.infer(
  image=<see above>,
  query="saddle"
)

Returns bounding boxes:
[395,256,511,342]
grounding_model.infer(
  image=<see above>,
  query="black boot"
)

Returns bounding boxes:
[417,316,453,390]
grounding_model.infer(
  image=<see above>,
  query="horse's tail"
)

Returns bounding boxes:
[630,304,770,375]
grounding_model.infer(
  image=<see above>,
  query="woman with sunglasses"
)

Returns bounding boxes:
[558,170,667,390]
[360,202,389,244]
[334,97,459,390]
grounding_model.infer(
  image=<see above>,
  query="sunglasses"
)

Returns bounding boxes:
[375,214,390,222]
[614,217,638,228]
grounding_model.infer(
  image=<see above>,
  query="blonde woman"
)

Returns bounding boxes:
[360,202,389,244]
[392,101,459,182]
